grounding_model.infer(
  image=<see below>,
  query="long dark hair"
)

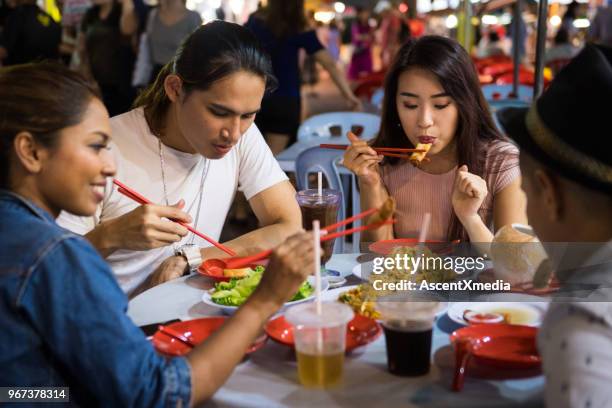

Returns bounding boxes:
[0,63,99,189]
[260,0,308,39]
[134,21,276,137]
[372,35,509,241]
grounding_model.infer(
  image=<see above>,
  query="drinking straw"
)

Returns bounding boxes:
[417,213,431,245]
[313,220,322,315]
[317,171,323,198]
[415,213,431,275]
[313,220,324,354]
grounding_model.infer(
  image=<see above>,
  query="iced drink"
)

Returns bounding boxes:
[296,189,341,264]
[377,300,439,376]
[286,302,354,388]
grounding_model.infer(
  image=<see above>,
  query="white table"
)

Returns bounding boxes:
[128,254,545,408]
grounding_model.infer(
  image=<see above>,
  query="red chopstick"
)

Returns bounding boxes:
[158,325,196,348]
[320,144,426,153]
[223,218,395,269]
[112,179,236,257]
[322,207,378,233]
[321,219,395,241]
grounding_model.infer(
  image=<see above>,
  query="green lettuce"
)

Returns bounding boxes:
[210,266,313,306]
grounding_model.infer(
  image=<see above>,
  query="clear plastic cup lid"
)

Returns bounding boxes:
[296,189,341,204]
[376,299,439,322]
[285,301,354,329]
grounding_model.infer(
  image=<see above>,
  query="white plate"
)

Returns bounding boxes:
[447,294,549,327]
[326,284,448,317]
[202,276,329,315]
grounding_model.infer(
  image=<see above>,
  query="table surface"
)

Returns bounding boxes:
[128,254,545,408]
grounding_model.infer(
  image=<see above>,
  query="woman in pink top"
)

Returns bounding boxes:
[344,36,527,245]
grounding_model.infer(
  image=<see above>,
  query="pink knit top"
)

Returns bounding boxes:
[381,140,520,241]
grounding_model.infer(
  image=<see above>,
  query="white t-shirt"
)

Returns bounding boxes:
[58,108,288,294]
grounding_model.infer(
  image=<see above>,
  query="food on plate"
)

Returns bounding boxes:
[223,267,252,278]
[210,266,313,306]
[338,286,380,319]
[382,245,456,284]
[490,225,548,285]
[409,143,432,166]
[463,310,505,324]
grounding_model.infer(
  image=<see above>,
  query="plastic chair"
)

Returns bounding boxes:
[297,111,381,142]
[370,88,384,109]
[494,71,552,87]
[353,70,386,99]
[481,84,533,103]
[295,146,347,252]
[489,99,530,133]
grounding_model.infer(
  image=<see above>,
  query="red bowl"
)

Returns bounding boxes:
[451,324,541,369]
[368,238,452,255]
[265,314,382,352]
[152,317,267,356]
[198,258,268,282]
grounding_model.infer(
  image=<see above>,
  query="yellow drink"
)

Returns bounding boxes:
[296,348,344,388]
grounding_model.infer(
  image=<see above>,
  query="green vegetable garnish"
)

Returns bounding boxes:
[210,266,313,306]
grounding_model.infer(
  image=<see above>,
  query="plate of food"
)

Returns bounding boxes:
[151,317,267,357]
[352,245,460,284]
[334,284,448,320]
[447,296,548,327]
[201,268,328,314]
[264,313,382,352]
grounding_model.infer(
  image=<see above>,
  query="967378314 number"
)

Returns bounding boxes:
[0,387,69,402]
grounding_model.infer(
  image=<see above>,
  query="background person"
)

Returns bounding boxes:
[245,0,361,154]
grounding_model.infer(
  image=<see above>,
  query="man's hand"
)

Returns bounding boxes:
[149,255,188,287]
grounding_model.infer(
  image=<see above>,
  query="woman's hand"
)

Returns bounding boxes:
[251,232,315,309]
[343,132,383,187]
[99,200,191,252]
[452,165,488,222]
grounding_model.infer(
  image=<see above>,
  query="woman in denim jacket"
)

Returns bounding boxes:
[0,63,315,406]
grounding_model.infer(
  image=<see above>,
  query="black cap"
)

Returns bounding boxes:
[498,44,612,193]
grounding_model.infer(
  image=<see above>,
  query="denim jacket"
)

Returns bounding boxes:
[0,191,191,407]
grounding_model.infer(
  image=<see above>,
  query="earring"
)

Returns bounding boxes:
[397,122,402,128]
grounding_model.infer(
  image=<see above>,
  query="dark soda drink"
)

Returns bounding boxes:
[382,321,433,376]
[296,189,341,264]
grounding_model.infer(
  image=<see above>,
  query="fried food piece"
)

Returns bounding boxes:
[409,143,432,166]
[338,286,380,319]
[368,197,396,225]
[223,268,251,278]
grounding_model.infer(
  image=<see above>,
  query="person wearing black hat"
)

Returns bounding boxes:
[499,44,612,408]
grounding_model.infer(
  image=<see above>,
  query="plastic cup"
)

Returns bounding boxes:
[285,302,354,388]
[376,300,439,376]
[296,189,341,265]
